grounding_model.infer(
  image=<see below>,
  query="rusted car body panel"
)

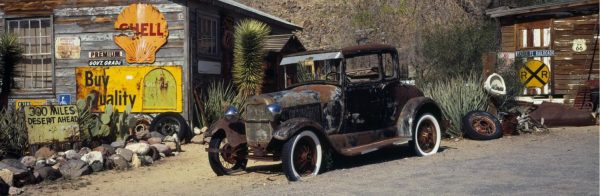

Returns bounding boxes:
[205,44,445,160]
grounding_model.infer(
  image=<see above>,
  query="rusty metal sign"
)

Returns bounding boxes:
[24,105,79,144]
[114,3,168,64]
[15,99,47,110]
[75,66,182,113]
[55,37,81,59]
[519,60,550,88]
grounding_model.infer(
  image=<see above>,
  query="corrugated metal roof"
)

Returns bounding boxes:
[216,0,302,30]
[486,0,598,18]
[264,34,294,52]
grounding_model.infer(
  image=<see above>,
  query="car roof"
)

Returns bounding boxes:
[280,44,397,65]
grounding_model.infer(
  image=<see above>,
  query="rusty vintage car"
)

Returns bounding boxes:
[204,44,445,181]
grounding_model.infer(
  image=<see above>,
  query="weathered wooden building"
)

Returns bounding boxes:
[487,0,599,107]
[0,0,302,127]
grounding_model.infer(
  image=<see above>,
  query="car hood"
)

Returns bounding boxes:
[247,84,342,108]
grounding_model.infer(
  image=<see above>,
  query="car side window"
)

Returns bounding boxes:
[382,53,396,79]
[345,54,381,83]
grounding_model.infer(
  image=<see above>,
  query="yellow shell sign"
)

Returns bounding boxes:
[114,4,168,64]
[75,66,183,113]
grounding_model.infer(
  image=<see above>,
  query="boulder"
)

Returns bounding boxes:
[101,144,116,155]
[115,148,133,162]
[110,141,125,149]
[56,151,66,158]
[59,160,91,179]
[0,169,13,187]
[125,143,150,155]
[135,129,150,140]
[34,147,55,160]
[34,160,46,168]
[80,151,103,165]
[19,156,36,168]
[0,178,8,195]
[150,144,172,156]
[149,131,165,139]
[45,158,57,166]
[78,147,91,157]
[33,166,61,181]
[147,146,160,161]
[90,161,104,172]
[0,160,34,187]
[106,154,128,170]
[65,150,80,160]
[147,137,162,145]
[8,186,23,195]
[141,156,154,166]
[131,155,141,168]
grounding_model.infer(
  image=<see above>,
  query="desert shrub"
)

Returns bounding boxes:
[232,19,271,98]
[496,63,525,112]
[201,81,245,126]
[0,108,28,158]
[421,73,489,137]
[419,21,498,81]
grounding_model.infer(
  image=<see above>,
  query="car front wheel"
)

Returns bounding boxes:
[208,136,248,176]
[282,130,323,181]
[413,114,441,156]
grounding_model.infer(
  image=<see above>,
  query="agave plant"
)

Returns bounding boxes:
[232,19,271,98]
[203,81,245,125]
[0,33,23,109]
[0,108,28,158]
[421,73,489,137]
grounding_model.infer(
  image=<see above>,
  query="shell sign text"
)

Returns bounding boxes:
[114,4,169,64]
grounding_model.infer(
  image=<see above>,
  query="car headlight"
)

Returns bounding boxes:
[224,106,239,120]
[266,103,282,115]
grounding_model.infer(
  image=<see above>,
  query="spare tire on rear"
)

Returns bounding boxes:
[462,111,502,140]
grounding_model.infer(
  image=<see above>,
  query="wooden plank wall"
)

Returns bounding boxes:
[552,14,599,96]
[0,1,188,117]
[501,24,516,52]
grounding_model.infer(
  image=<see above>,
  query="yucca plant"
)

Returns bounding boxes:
[0,108,28,158]
[0,33,23,109]
[203,81,245,125]
[232,19,271,98]
[421,73,489,137]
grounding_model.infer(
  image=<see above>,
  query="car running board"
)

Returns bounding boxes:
[340,137,411,156]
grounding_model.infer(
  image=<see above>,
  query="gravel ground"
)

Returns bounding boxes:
[23,126,599,196]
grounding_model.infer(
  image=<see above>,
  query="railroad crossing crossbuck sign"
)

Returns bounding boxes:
[519,60,550,88]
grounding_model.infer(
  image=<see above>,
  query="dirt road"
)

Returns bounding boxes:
[23,126,599,195]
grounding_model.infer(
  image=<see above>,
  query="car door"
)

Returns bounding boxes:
[342,54,388,133]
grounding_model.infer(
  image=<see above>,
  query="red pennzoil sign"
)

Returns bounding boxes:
[114,4,169,64]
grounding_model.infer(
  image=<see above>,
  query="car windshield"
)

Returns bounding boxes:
[281,53,342,87]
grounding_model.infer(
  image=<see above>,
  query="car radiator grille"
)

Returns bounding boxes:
[245,104,272,146]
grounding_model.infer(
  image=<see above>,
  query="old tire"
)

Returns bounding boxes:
[413,114,441,156]
[150,112,191,143]
[462,111,502,140]
[208,136,248,176]
[282,130,323,181]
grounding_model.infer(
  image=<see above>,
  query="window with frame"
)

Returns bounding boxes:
[197,14,219,57]
[6,18,53,91]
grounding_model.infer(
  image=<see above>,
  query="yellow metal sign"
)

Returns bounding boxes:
[15,99,47,110]
[76,66,182,113]
[519,60,550,88]
[114,3,168,64]
[24,105,79,144]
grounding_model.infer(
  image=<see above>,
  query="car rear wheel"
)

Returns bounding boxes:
[208,136,248,176]
[282,130,323,181]
[413,114,441,156]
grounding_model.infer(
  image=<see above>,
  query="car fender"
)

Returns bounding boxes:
[396,97,444,137]
[272,118,326,141]
[203,118,247,148]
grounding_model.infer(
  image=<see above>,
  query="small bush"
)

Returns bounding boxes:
[202,81,245,125]
[421,73,489,137]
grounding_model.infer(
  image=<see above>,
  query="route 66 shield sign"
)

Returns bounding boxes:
[572,39,587,52]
